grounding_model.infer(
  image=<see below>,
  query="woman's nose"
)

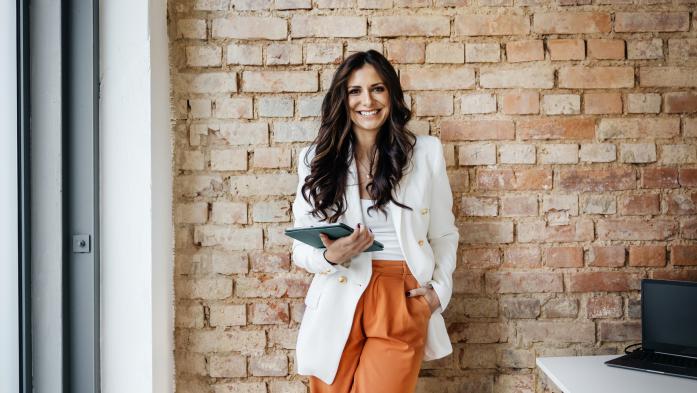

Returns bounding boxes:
[360,90,373,105]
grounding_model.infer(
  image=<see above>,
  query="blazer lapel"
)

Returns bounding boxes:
[388,161,413,254]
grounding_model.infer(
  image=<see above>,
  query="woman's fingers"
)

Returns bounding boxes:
[406,287,429,297]
[319,233,334,248]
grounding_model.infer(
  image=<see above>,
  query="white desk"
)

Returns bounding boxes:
[536,355,697,393]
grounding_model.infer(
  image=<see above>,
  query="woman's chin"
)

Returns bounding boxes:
[355,118,387,132]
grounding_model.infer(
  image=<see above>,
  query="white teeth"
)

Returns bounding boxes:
[359,110,379,116]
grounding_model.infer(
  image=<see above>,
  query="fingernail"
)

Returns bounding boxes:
[357,223,361,228]
[405,291,411,297]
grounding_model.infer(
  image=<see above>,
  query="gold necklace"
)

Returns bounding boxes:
[357,159,373,179]
[356,150,376,180]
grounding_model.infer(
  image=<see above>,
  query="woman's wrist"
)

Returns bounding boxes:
[323,249,338,265]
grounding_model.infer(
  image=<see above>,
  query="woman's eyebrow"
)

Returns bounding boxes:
[347,83,384,89]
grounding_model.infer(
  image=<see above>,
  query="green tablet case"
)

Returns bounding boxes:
[284,223,384,252]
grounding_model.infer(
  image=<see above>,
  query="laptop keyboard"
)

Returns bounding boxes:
[636,351,697,368]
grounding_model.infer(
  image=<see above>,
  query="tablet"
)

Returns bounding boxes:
[284,223,384,252]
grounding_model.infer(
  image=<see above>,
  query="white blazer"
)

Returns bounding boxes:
[291,135,459,385]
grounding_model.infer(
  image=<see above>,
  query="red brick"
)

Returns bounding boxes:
[548,39,585,61]
[479,66,554,89]
[455,15,530,36]
[587,39,625,60]
[415,92,453,116]
[212,16,287,40]
[518,321,595,343]
[517,118,595,140]
[485,272,563,294]
[558,167,635,192]
[426,42,464,64]
[477,169,552,191]
[496,348,535,370]
[506,40,544,63]
[588,246,625,267]
[680,169,697,188]
[599,321,641,342]
[664,92,697,113]
[596,219,677,241]
[249,251,291,272]
[449,322,506,343]
[500,195,538,217]
[385,40,425,64]
[534,12,611,34]
[641,167,679,189]
[544,247,584,268]
[441,120,514,141]
[290,15,366,38]
[372,15,450,37]
[615,12,690,33]
[640,67,697,88]
[651,269,697,282]
[671,245,697,266]
[682,217,697,240]
[459,298,498,319]
[628,245,666,267]
[249,353,288,376]
[584,92,622,114]
[587,296,623,318]
[542,298,579,319]
[453,271,484,294]
[501,92,539,114]
[598,117,680,140]
[517,218,594,243]
[460,345,497,368]
[458,222,514,244]
[559,67,634,89]
[501,298,540,319]
[448,170,469,192]
[503,246,541,268]
[460,195,499,217]
[568,272,641,292]
[462,248,501,269]
[242,71,317,93]
[253,148,291,169]
[400,67,475,90]
[667,193,697,215]
[250,302,290,325]
[619,194,660,216]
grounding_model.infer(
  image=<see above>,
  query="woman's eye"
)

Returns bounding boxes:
[348,86,384,94]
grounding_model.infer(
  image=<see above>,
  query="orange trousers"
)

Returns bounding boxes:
[309,260,431,393]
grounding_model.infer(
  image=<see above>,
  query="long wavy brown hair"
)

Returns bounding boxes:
[301,50,416,223]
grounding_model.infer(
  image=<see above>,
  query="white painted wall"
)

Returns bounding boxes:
[100,0,173,391]
[150,0,175,390]
[0,1,19,392]
[31,0,64,390]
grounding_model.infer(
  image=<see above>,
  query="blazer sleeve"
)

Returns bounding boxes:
[426,140,459,314]
[291,147,341,275]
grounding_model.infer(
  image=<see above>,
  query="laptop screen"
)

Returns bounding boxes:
[642,279,697,357]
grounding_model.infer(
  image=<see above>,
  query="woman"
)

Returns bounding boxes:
[291,50,459,393]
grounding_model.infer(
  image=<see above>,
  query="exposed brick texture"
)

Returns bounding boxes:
[171,1,697,392]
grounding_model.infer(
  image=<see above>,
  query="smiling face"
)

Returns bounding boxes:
[346,64,391,135]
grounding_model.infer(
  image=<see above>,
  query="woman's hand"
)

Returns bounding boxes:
[319,224,374,265]
[407,285,440,313]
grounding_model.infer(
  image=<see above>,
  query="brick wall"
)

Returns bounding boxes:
[169,1,697,392]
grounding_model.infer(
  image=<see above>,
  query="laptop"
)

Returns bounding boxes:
[605,279,697,380]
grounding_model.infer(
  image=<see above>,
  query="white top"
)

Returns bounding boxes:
[537,355,697,393]
[360,199,405,261]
